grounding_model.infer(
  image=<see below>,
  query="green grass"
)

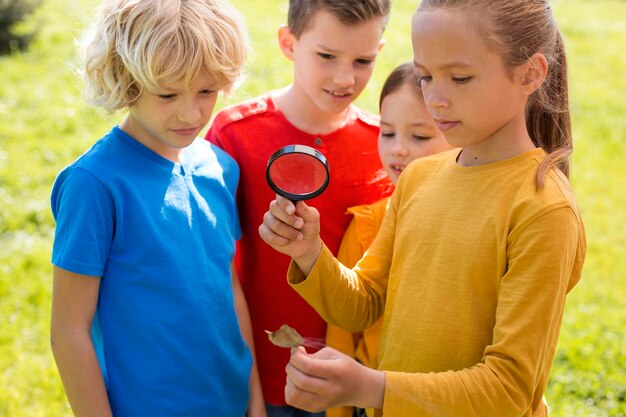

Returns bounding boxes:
[0,0,624,415]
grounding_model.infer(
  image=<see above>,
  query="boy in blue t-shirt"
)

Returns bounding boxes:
[49,1,264,416]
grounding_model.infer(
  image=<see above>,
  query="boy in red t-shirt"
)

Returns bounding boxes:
[206,1,393,415]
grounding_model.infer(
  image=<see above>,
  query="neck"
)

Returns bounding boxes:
[457,114,536,167]
[120,117,183,163]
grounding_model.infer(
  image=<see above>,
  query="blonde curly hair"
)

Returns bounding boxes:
[79,0,249,112]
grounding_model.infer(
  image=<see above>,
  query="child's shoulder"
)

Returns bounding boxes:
[533,164,580,212]
[350,105,380,129]
[191,139,237,168]
[211,93,278,129]
[186,140,240,188]
[68,128,119,171]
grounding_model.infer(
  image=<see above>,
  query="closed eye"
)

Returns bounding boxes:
[412,135,431,141]
[318,52,334,60]
[380,132,395,138]
[452,76,472,84]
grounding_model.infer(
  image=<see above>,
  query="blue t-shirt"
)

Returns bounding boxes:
[51,126,251,416]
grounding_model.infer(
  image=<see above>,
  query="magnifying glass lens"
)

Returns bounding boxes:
[266,145,330,201]
[268,154,327,195]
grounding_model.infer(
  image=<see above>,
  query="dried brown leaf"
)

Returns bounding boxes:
[265,324,304,348]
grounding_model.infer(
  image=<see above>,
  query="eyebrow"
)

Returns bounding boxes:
[317,43,378,60]
[153,83,217,94]
[380,120,430,128]
[413,60,472,70]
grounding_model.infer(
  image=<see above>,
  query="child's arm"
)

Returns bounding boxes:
[50,266,113,417]
[258,195,323,275]
[285,346,385,412]
[286,205,584,416]
[260,195,388,331]
[231,264,266,417]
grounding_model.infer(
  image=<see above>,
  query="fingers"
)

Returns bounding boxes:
[287,347,343,392]
[293,200,320,225]
[276,195,296,215]
[285,346,384,411]
[290,347,343,379]
[258,197,304,247]
[271,198,304,230]
[258,195,323,265]
[309,347,343,360]
[261,205,301,242]
[275,195,320,226]
[285,348,327,412]
[258,195,320,246]
[285,378,323,412]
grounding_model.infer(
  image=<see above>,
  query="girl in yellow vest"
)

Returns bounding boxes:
[326,62,453,417]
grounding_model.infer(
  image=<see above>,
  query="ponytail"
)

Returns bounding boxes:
[528,30,573,188]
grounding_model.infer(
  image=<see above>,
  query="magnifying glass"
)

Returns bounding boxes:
[266,144,330,202]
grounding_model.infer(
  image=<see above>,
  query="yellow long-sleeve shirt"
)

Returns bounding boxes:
[289,148,586,417]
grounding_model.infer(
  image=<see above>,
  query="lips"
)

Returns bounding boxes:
[172,127,200,136]
[435,119,460,132]
[389,163,406,176]
[324,89,351,98]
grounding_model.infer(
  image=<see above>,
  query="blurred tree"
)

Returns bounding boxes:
[0,0,41,55]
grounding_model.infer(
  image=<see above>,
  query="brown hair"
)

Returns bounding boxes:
[417,0,572,188]
[288,0,390,39]
[379,62,422,111]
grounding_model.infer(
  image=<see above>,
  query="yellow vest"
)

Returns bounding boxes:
[326,197,389,417]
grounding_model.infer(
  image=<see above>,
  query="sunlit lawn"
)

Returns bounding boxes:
[0,0,624,415]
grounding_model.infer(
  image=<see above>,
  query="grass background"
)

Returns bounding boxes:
[0,0,624,415]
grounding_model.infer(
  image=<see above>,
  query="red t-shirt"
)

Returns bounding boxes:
[206,92,393,404]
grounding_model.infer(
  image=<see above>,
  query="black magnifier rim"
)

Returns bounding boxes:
[266,144,330,201]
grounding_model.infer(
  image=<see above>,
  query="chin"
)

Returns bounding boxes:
[386,172,399,184]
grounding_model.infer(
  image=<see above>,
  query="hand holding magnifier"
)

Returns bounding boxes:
[266,145,330,202]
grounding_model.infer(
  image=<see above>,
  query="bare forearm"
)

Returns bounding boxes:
[232,267,267,417]
[292,238,323,277]
[354,367,386,410]
[235,307,266,416]
[51,333,113,417]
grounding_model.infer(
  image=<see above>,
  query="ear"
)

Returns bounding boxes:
[278,24,297,61]
[520,52,548,95]
[378,38,386,53]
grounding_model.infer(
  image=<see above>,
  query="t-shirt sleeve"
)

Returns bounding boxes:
[51,167,115,277]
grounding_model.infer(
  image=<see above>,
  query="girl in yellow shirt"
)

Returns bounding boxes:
[259,1,586,416]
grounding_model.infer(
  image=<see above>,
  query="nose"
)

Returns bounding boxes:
[423,80,450,110]
[177,99,202,124]
[332,63,355,89]
[391,136,410,157]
